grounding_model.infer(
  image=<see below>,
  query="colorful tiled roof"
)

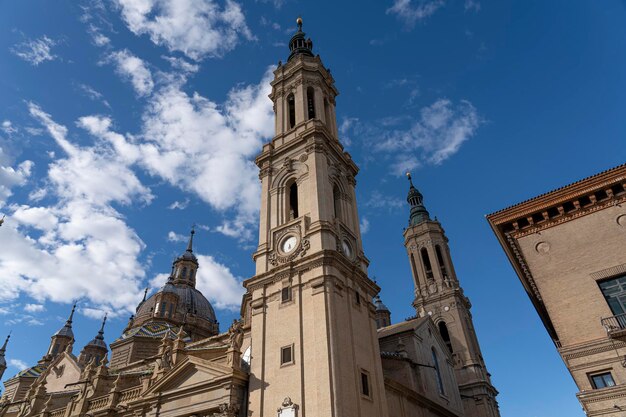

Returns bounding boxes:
[7,364,47,382]
[118,322,191,342]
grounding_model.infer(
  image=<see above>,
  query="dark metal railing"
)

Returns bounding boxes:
[601,313,626,334]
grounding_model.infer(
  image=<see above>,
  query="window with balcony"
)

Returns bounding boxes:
[599,274,626,315]
[590,372,616,389]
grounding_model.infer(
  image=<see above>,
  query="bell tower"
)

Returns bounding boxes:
[244,18,388,417]
[402,174,501,417]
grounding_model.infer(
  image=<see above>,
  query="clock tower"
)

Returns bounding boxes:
[243,18,389,417]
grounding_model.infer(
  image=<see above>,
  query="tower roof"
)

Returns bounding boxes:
[53,303,76,339]
[175,228,198,264]
[288,17,314,61]
[406,173,431,226]
[0,333,10,367]
[85,314,108,349]
[374,295,390,312]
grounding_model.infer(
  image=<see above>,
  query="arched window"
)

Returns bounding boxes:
[306,87,316,119]
[287,94,296,129]
[289,182,299,219]
[182,267,187,278]
[160,302,166,317]
[435,245,448,278]
[432,348,445,394]
[333,185,341,220]
[438,321,453,353]
[421,248,433,280]
[410,253,420,286]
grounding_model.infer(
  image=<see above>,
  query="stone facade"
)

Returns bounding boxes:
[0,19,499,417]
[488,163,626,416]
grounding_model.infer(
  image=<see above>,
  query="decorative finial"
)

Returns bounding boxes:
[406,172,415,187]
[142,287,148,302]
[0,332,10,351]
[297,16,303,31]
[67,303,77,324]
[99,314,107,333]
[186,226,195,252]
[0,215,5,227]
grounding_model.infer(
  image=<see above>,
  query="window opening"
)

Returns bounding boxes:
[590,372,615,389]
[599,275,626,329]
[281,287,292,303]
[438,321,453,353]
[289,182,299,219]
[333,185,341,219]
[435,245,447,278]
[307,87,316,119]
[421,248,433,280]
[287,94,296,129]
[360,371,371,397]
[432,348,445,395]
[281,345,293,365]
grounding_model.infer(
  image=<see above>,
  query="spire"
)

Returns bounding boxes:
[0,333,8,369]
[0,333,10,353]
[406,172,431,226]
[142,287,148,302]
[186,227,195,253]
[288,16,314,61]
[54,303,76,338]
[86,314,107,349]
[175,227,198,264]
[97,314,107,340]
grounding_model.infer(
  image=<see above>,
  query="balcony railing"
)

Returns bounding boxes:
[601,313,626,337]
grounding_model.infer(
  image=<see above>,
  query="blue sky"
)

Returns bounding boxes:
[1,1,625,416]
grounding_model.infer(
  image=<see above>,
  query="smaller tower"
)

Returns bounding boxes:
[169,228,199,288]
[374,295,391,329]
[44,304,76,361]
[0,333,10,382]
[78,315,108,366]
[402,174,500,417]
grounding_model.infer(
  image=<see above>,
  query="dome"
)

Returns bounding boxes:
[136,283,217,325]
[374,295,390,312]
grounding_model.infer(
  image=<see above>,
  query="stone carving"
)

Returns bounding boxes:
[277,397,298,417]
[211,403,240,417]
[228,320,244,351]
[51,364,65,378]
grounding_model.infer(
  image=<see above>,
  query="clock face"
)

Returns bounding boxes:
[342,239,352,258]
[281,235,298,253]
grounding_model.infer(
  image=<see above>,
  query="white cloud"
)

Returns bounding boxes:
[78,83,111,108]
[2,121,18,136]
[365,190,405,211]
[360,217,370,234]
[114,0,255,60]
[0,104,150,312]
[167,231,187,242]
[11,36,58,66]
[109,50,154,96]
[24,303,45,312]
[162,56,200,74]
[168,199,189,210]
[344,99,481,175]
[465,0,480,12]
[9,359,28,371]
[196,254,243,310]
[0,148,33,207]
[386,0,445,27]
[80,66,275,241]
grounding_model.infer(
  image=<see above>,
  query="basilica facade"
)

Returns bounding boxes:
[0,20,499,417]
